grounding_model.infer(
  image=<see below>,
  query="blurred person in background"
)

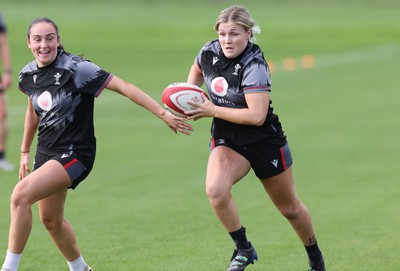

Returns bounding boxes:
[0,12,15,172]
[185,5,325,271]
[1,17,192,271]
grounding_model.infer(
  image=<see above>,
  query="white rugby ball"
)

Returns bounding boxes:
[162,82,209,117]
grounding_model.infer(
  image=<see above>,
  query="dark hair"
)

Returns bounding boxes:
[27,17,64,50]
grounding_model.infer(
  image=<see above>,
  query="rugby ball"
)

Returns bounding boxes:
[162,82,209,117]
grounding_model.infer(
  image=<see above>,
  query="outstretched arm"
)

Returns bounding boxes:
[106,76,193,135]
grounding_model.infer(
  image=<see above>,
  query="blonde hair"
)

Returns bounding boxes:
[214,5,261,42]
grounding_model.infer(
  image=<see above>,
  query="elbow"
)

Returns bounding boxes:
[252,115,267,126]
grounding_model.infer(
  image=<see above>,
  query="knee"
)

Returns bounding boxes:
[40,213,63,232]
[10,185,32,211]
[206,183,229,207]
[279,200,306,221]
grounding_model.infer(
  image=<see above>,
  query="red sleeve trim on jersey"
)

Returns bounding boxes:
[18,85,27,94]
[243,85,271,93]
[95,74,114,97]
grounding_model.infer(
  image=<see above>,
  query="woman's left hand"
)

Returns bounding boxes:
[19,152,31,181]
[162,110,193,135]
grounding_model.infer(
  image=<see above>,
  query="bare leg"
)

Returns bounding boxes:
[8,160,72,253]
[261,166,316,245]
[38,190,81,261]
[205,146,251,232]
[0,93,8,152]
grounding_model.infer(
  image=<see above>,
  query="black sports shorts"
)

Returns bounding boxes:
[34,147,94,190]
[210,138,293,179]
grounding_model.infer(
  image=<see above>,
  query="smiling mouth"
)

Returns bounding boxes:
[39,50,50,56]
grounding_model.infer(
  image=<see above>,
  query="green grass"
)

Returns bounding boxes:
[1,0,400,270]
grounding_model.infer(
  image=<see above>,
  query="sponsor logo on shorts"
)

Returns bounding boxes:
[271,159,279,168]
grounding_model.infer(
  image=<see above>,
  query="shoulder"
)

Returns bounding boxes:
[55,50,102,75]
[19,60,38,75]
[242,43,267,66]
[196,40,220,58]
[241,44,271,87]
[200,39,220,53]
[54,51,88,69]
[197,40,220,65]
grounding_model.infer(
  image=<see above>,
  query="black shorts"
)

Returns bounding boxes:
[34,148,94,190]
[210,138,293,179]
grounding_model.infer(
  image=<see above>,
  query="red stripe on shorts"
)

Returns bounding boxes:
[280,147,287,171]
[64,158,78,169]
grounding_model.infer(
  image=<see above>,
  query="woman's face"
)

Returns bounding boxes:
[218,22,251,59]
[27,22,60,67]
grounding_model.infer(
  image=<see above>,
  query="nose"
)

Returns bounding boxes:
[40,39,48,47]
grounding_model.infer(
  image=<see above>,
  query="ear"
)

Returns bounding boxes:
[26,37,31,48]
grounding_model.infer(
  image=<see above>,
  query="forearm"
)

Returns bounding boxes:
[107,76,166,119]
[21,103,38,153]
[0,34,11,73]
[212,106,266,126]
[126,84,166,119]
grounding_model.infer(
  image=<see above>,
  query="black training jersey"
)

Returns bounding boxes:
[196,40,286,146]
[0,13,6,33]
[18,49,113,157]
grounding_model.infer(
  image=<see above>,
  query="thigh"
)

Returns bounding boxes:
[260,166,299,209]
[14,160,71,205]
[34,150,92,190]
[206,146,251,191]
[38,189,68,222]
[0,93,6,117]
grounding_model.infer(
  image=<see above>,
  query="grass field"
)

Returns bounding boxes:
[1,0,399,270]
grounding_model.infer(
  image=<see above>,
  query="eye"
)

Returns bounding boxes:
[49,35,57,41]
